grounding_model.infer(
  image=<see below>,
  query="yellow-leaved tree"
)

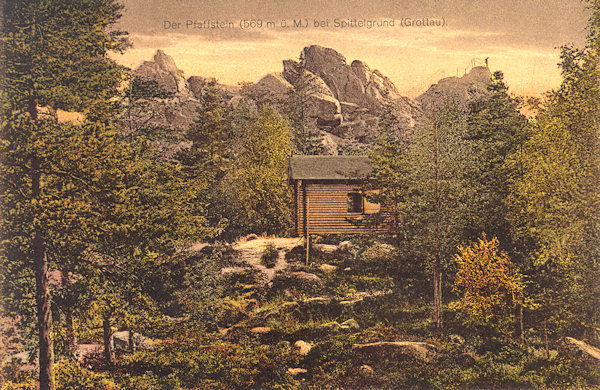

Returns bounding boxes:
[453,235,524,338]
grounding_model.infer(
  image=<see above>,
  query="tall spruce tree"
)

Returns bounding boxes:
[464,72,527,248]
[177,80,231,235]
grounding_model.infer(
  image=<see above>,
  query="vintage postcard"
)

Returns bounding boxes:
[1,0,599,388]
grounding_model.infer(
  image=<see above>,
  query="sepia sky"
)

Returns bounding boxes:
[114,0,591,97]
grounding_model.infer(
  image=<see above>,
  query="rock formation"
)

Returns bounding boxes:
[127,47,493,153]
[135,49,191,97]
[249,45,422,145]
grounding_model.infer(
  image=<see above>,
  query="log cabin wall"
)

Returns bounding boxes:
[295,179,383,236]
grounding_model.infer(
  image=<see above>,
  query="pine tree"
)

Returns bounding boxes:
[464,72,527,247]
[178,80,230,183]
[1,1,127,387]
[284,63,326,155]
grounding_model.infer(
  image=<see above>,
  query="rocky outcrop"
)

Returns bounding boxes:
[302,46,367,107]
[287,367,308,376]
[352,341,441,362]
[240,45,422,146]
[351,60,401,104]
[340,318,360,331]
[187,76,207,99]
[110,330,155,352]
[416,66,492,112]
[294,340,312,355]
[250,73,293,105]
[282,59,334,96]
[561,337,600,365]
[135,50,191,97]
[126,48,495,153]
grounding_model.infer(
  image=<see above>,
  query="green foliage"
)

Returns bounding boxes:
[285,80,326,155]
[1,0,128,113]
[1,1,598,389]
[54,360,117,390]
[506,1,600,338]
[303,337,353,370]
[115,335,298,389]
[178,80,230,184]
[0,0,132,385]
[0,359,36,390]
[284,61,327,155]
[261,244,279,268]
[227,105,293,235]
[162,249,223,322]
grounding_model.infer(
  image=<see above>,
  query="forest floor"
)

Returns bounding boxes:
[2,235,599,389]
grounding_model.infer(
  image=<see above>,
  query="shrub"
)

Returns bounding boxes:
[0,361,36,390]
[261,244,279,268]
[453,235,524,337]
[55,360,117,390]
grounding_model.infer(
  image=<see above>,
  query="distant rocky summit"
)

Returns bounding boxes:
[416,66,492,112]
[129,46,492,152]
[135,49,191,97]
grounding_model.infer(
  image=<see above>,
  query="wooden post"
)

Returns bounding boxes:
[305,234,310,265]
[305,186,310,265]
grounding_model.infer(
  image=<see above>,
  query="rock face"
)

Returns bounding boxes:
[75,343,103,362]
[294,340,312,355]
[287,367,308,376]
[303,46,367,107]
[340,318,360,331]
[248,45,422,146]
[187,76,207,99]
[130,50,243,135]
[110,330,155,352]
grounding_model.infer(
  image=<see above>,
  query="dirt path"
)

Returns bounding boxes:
[224,237,303,283]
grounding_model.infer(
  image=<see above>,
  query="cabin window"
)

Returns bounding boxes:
[347,192,363,213]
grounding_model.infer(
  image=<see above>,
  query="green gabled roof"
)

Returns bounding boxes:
[289,155,372,180]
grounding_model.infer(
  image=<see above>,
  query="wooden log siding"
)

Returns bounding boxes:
[295,180,386,235]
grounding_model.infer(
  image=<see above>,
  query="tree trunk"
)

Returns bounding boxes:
[30,94,54,389]
[65,309,76,358]
[432,108,442,332]
[518,305,524,345]
[34,229,53,390]
[62,272,76,359]
[543,316,549,359]
[103,314,112,365]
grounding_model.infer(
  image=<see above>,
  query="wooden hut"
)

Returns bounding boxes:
[289,155,384,236]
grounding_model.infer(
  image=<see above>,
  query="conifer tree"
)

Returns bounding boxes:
[285,74,326,155]
[1,1,127,387]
